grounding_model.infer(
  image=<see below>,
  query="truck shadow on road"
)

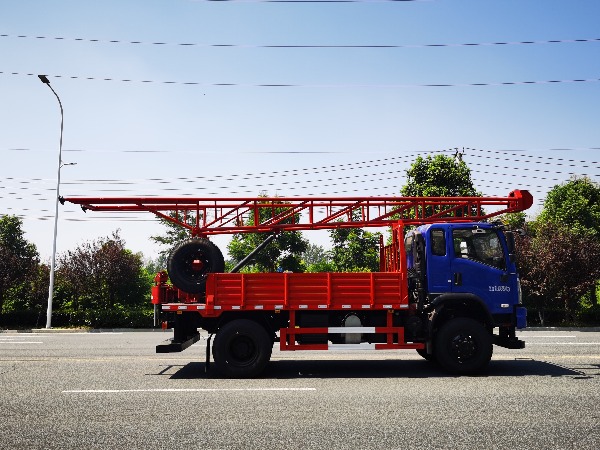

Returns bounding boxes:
[165,358,589,380]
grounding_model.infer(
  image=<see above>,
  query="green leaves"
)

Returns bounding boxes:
[57,231,150,310]
[401,154,480,198]
[329,226,380,273]
[0,215,40,313]
[537,176,600,237]
[227,198,308,273]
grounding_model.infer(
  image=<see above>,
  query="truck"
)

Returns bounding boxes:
[64,189,533,377]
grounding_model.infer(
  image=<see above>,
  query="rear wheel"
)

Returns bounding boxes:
[434,318,492,375]
[212,319,273,378]
[167,238,224,294]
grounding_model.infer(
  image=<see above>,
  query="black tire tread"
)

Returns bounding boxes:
[212,319,273,378]
[434,317,492,375]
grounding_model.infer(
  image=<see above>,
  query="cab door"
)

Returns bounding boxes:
[426,226,453,295]
[450,226,516,315]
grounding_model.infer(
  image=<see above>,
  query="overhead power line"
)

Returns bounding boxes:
[202,0,430,2]
[4,146,600,156]
[3,71,599,88]
[3,32,598,49]
[2,150,597,202]
[5,147,597,222]
[2,147,598,189]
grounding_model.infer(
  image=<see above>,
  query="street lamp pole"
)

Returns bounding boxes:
[38,74,63,329]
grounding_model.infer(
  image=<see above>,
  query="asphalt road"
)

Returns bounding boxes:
[1,329,599,450]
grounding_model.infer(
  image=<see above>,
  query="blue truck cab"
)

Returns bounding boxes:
[404,222,526,372]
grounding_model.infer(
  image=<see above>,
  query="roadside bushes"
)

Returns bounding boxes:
[0,307,153,329]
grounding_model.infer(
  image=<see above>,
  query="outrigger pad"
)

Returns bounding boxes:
[156,333,201,353]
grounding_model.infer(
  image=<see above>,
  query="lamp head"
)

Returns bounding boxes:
[38,75,50,84]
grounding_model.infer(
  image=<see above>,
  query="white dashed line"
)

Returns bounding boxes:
[63,388,317,393]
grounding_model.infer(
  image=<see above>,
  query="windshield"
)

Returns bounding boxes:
[452,228,506,270]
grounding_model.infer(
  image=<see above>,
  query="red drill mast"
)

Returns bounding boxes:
[63,189,532,236]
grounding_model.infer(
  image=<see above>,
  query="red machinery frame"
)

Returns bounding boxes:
[63,189,533,237]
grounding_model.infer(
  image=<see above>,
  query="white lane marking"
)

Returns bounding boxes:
[63,388,316,393]
[0,332,123,336]
[526,343,600,345]
[521,336,576,338]
[0,341,43,344]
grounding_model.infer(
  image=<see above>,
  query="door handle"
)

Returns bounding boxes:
[453,272,462,286]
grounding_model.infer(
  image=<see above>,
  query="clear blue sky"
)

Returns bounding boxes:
[1,0,599,261]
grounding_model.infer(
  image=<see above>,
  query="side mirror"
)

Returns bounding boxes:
[505,231,516,263]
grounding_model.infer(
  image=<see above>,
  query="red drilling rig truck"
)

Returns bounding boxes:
[64,189,533,377]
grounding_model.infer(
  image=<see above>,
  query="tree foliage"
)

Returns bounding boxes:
[516,222,600,324]
[150,211,200,269]
[0,215,40,313]
[302,243,333,272]
[520,177,600,321]
[329,226,381,272]
[537,176,600,236]
[57,231,150,310]
[399,153,481,222]
[401,154,480,198]
[227,197,308,273]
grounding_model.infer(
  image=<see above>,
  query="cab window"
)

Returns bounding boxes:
[430,229,446,256]
[452,228,505,269]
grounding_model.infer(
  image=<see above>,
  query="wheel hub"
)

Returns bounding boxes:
[450,333,477,361]
[230,336,256,363]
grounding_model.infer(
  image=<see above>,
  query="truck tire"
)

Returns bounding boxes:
[416,348,435,362]
[167,238,225,294]
[434,317,492,375]
[212,319,273,378]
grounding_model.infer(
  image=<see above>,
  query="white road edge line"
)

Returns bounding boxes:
[0,342,43,344]
[63,388,317,393]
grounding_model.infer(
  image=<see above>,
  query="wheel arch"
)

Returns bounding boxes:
[428,293,494,334]
[210,311,283,341]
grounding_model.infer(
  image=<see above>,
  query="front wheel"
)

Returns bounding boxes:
[416,348,435,362]
[212,319,273,378]
[434,318,492,375]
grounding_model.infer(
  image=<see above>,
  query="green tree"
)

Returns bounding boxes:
[302,243,334,272]
[516,222,600,324]
[535,177,600,308]
[537,177,600,236]
[227,197,308,273]
[401,153,480,198]
[151,211,200,269]
[0,215,40,313]
[57,231,150,310]
[329,226,380,272]
[399,153,481,222]
[496,211,527,230]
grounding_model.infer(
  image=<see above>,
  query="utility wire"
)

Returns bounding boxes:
[4,146,599,156]
[3,71,599,88]
[3,32,598,49]
[2,148,598,192]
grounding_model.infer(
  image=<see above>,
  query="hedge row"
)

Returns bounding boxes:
[3,306,599,329]
[0,308,154,329]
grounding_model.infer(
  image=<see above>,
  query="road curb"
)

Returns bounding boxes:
[2,326,599,333]
[0,328,165,333]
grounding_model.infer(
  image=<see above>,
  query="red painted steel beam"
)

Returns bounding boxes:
[63,189,533,236]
